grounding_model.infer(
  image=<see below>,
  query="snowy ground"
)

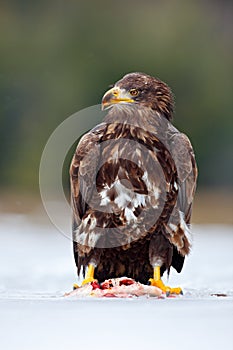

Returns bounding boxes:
[0,214,232,350]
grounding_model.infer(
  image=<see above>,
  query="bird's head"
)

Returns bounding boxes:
[101,72,174,121]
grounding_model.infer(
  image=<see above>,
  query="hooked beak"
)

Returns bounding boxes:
[101,86,135,110]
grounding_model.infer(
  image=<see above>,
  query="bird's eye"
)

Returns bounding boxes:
[129,88,139,97]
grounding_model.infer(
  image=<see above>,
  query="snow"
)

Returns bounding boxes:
[0,214,232,350]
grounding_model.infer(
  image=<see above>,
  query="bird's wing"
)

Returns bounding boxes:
[170,132,197,219]
[166,130,198,255]
[70,123,106,237]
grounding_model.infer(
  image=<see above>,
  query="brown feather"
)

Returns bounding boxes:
[70,73,197,281]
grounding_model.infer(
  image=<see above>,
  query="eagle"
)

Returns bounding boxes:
[70,72,197,294]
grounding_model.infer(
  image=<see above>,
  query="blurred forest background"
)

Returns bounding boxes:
[0,0,232,223]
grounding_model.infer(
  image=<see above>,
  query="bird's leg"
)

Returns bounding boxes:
[149,266,183,296]
[73,263,97,289]
[81,263,97,286]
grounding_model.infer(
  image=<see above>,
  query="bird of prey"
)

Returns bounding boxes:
[70,72,197,294]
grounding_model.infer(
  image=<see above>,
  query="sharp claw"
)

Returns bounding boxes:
[179,290,183,295]
[73,283,79,290]
[148,277,183,296]
[82,277,97,286]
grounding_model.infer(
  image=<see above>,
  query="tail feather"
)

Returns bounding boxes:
[172,246,185,273]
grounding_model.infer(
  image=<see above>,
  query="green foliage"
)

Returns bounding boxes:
[0,0,232,192]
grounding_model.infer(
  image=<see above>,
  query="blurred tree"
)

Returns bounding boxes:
[0,0,232,194]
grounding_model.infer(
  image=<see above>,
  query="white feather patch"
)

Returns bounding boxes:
[179,211,192,245]
[124,207,137,222]
[88,231,101,247]
[132,193,146,208]
[79,215,97,237]
[142,171,150,190]
[114,180,132,208]
[76,231,87,245]
[169,223,178,232]
[100,188,111,206]
[153,186,160,200]
[100,196,111,206]
[142,171,160,207]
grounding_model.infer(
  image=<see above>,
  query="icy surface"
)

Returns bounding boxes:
[0,214,232,349]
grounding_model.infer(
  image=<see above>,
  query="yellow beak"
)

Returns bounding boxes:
[101,87,135,110]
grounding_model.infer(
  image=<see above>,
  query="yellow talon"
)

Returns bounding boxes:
[73,283,80,290]
[149,266,183,295]
[81,277,97,285]
[81,263,97,286]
